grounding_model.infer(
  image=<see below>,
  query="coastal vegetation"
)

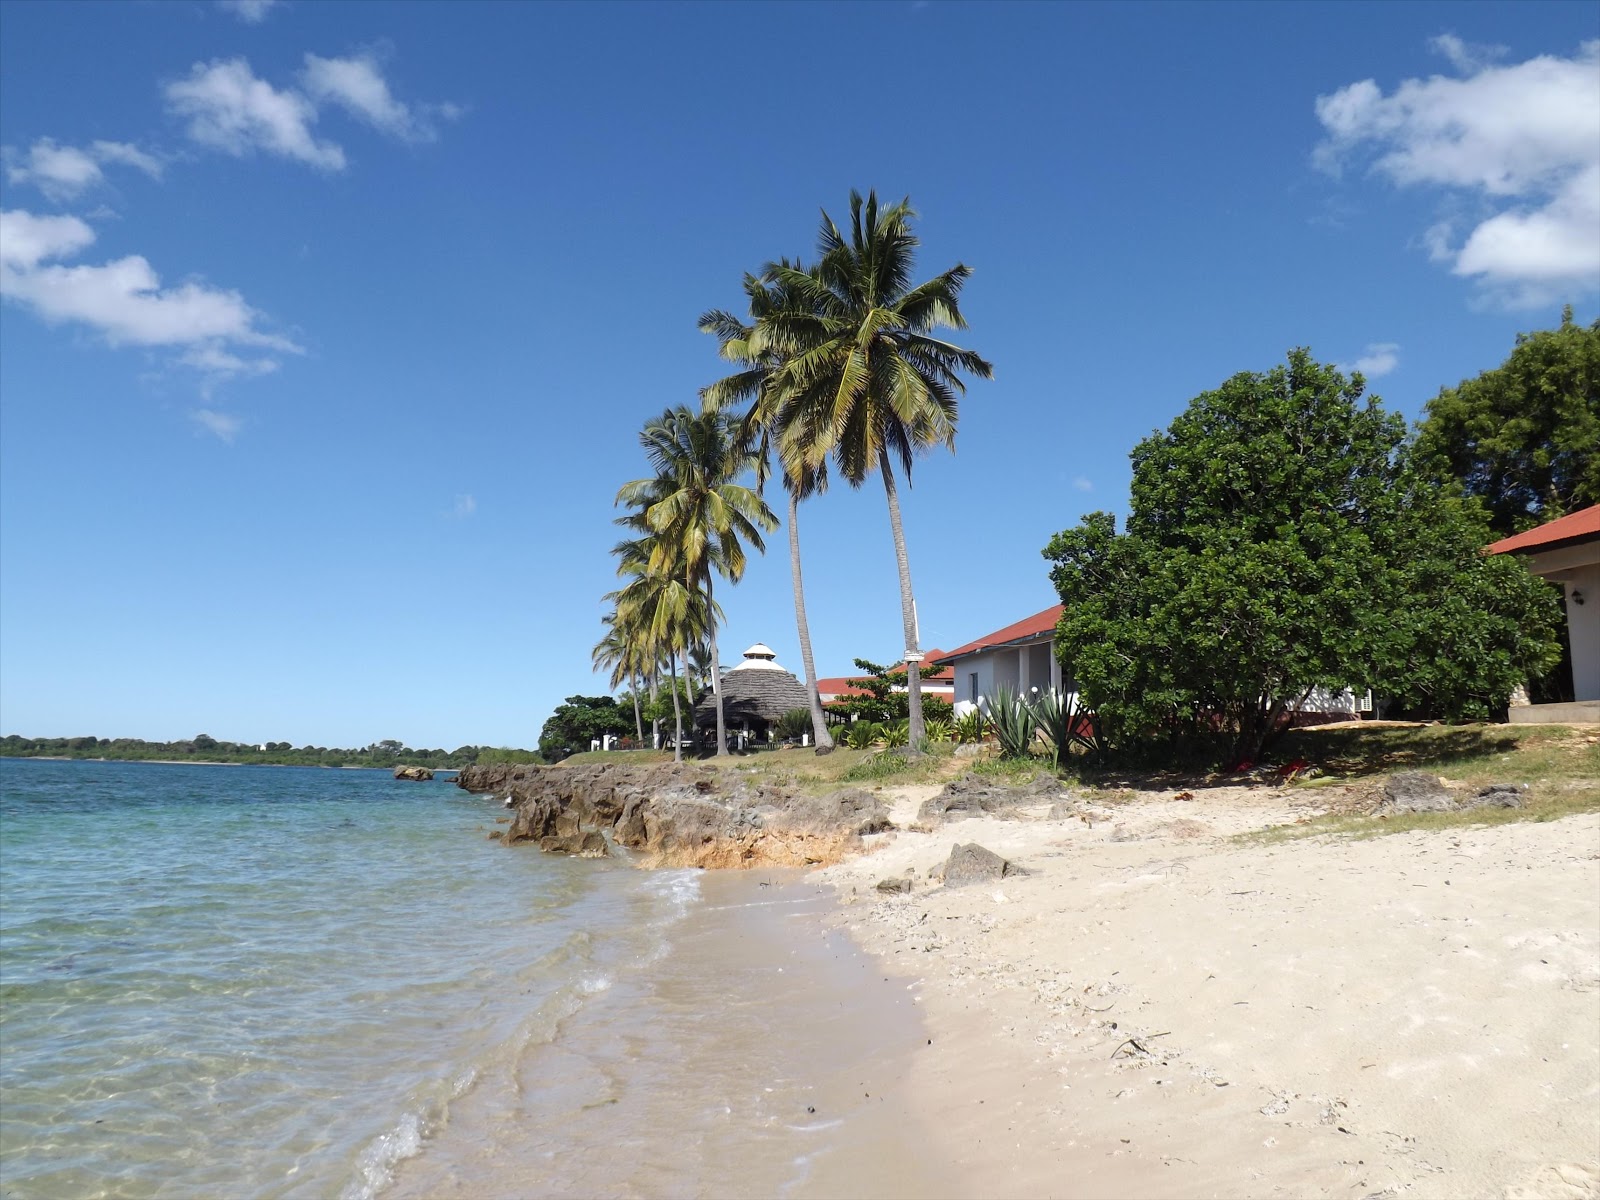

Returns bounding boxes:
[590,189,989,760]
[1044,348,1563,766]
[0,735,538,769]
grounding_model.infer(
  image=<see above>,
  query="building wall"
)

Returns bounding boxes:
[1566,562,1600,702]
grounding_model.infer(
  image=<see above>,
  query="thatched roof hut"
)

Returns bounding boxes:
[692,643,812,734]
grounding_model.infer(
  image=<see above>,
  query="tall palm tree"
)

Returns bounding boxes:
[754,190,992,747]
[701,269,836,751]
[616,406,775,756]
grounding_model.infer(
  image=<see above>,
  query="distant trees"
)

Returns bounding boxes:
[536,695,635,762]
[1044,349,1562,765]
[1415,307,1599,536]
[0,736,535,768]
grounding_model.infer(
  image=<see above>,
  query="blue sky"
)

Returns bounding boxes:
[2,1,1596,749]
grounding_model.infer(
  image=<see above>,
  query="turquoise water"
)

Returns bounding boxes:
[0,759,698,1200]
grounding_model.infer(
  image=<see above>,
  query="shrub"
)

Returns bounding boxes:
[843,722,882,750]
[988,686,1037,760]
[775,708,812,740]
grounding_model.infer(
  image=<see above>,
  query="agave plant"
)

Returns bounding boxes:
[843,721,882,750]
[923,717,953,744]
[881,720,910,748]
[1032,690,1101,767]
[952,708,986,744]
[987,686,1037,760]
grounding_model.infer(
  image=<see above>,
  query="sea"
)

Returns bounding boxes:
[0,759,941,1200]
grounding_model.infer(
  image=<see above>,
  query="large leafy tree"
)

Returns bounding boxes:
[701,265,836,751]
[754,191,992,748]
[1044,349,1561,765]
[537,695,634,762]
[616,406,775,757]
[1414,306,1600,536]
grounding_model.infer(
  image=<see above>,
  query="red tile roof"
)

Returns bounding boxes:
[934,604,1064,664]
[816,652,955,699]
[1486,505,1600,555]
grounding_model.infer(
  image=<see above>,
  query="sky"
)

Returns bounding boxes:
[1,1,1596,749]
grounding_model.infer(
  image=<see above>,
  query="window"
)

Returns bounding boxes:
[969,672,978,703]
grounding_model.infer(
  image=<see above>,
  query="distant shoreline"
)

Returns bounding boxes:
[5,756,394,770]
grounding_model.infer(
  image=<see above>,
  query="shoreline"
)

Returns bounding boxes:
[817,784,1600,1199]
[4,756,391,769]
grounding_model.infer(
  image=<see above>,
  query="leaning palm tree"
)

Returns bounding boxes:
[701,268,836,751]
[617,406,776,757]
[755,191,992,747]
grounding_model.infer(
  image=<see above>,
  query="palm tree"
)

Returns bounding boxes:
[616,407,775,757]
[591,617,642,743]
[607,550,719,765]
[701,268,836,751]
[754,190,992,747]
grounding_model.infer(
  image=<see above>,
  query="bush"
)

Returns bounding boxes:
[775,708,812,740]
[987,686,1037,760]
[843,722,882,750]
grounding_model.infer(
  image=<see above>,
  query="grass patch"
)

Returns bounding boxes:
[1243,783,1600,845]
[556,749,676,767]
[1278,723,1598,784]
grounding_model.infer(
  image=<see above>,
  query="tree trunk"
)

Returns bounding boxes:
[880,450,924,751]
[649,667,660,750]
[669,653,683,765]
[705,574,729,756]
[630,671,644,744]
[788,489,835,752]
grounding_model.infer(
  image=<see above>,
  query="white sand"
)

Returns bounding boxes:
[818,785,1600,1199]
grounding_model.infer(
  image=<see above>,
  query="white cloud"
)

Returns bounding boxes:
[1072,476,1094,492]
[1339,342,1401,378]
[1,208,299,388]
[1314,39,1600,305]
[451,493,477,518]
[90,141,163,179]
[217,0,282,23]
[1428,34,1506,75]
[3,138,161,201]
[191,409,243,442]
[0,209,96,269]
[165,58,345,170]
[302,53,432,141]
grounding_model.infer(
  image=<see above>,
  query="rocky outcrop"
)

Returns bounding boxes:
[919,773,1071,823]
[456,761,895,869]
[394,765,434,781]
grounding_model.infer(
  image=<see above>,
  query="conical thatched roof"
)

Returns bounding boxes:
[692,644,812,730]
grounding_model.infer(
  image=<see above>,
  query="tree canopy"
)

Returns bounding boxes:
[1044,349,1562,765]
[1414,307,1600,536]
[536,695,635,762]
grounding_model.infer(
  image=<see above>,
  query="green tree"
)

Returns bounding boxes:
[1415,306,1600,536]
[701,265,837,751]
[616,405,776,757]
[1044,349,1561,765]
[755,191,992,749]
[537,696,634,762]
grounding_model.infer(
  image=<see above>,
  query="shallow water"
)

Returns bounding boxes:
[0,759,945,1199]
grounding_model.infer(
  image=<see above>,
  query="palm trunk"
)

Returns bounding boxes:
[649,667,660,750]
[880,450,924,751]
[706,574,729,756]
[630,671,644,744]
[669,653,683,764]
[787,489,834,751]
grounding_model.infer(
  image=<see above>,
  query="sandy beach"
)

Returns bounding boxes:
[817,782,1600,1199]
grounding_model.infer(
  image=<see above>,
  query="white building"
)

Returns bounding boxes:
[1489,505,1600,722]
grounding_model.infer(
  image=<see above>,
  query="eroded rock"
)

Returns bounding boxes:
[456,761,892,870]
[393,765,434,781]
[918,773,1068,822]
[1461,783,1525,810]
[942,842,1027,887]
[1375,771,1454,814]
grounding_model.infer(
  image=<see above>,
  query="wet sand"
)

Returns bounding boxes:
[390,870,958,1199]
